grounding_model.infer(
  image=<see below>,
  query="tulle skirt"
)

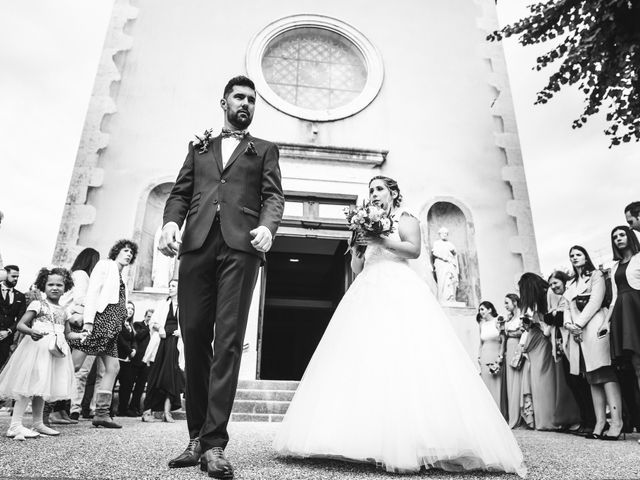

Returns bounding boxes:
[274,256,527,477]
[0,321,75,401]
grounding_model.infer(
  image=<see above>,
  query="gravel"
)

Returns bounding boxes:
[0,415,639,479]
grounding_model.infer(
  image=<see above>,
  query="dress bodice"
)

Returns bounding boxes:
[615,261,633,295]
[479,318,502,344]
[363,208,411,266]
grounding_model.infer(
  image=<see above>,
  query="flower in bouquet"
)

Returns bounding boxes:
[344,202,395,257]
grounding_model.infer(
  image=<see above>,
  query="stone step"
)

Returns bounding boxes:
[235,389,296,402]
[232,400,290,415]
[231,413,284,422]
[237,380,299,391]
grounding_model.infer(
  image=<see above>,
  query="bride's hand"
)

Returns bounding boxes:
[356,233,383,246]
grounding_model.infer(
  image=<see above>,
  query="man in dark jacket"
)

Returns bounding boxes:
[0,265,26,369]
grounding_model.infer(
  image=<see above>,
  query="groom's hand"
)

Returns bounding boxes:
[250,226,273,253]
[159,222,182,257]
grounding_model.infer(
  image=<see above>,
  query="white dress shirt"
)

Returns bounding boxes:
[220,135,241,170]
[1,283,14,304]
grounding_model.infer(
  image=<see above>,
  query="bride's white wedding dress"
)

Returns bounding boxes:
[273,209,526,477]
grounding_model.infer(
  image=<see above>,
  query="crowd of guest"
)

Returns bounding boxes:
[0,236,185,440]
[478,201,640,441]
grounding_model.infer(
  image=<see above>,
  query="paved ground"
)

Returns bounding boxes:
[0,416,639,480]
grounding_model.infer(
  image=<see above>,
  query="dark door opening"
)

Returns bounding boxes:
[259,237,350,380]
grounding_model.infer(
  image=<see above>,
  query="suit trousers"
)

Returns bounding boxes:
[0,335,14,370]
[129,363,149,413]
[178,218,260,451]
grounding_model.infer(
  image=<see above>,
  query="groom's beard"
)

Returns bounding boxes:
[228,109,252,129]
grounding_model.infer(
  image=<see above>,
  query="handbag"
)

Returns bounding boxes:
[575,294,590,312]
[509,344,525,370]
[48,332,66,358]
[40,300,66,358]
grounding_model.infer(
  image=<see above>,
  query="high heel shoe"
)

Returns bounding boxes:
[586,422,610,440]
[601,431,626,441]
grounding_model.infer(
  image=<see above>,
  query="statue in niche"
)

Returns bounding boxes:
[152,225,177,289]
[431,227,459,304]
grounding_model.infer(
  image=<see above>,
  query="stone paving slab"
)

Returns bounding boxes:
[0,417,639,479]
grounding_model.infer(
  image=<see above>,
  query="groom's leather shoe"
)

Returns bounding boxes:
[200,447,234,479]
[168,437,202,468]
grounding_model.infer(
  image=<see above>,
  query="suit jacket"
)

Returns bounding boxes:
[163,134,285,262]
[563,270,611,375]
[0,288,26,337]
[117,321,138,361]
[131,321,150,366]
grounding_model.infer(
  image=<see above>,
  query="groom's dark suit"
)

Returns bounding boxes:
[163,133,284,451]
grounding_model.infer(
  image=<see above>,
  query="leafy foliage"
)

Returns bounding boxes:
[488,0,640,147]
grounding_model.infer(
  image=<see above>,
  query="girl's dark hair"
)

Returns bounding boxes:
[35,267,74,293]
[504,293,520,309]
[369,176,403,207]
[548,270,570,285]
[108,239,138,265]
[568,245,597,281]
[518,272,548,315]
[476,301,498,323]
[70,247,100,275]
[611,225,640,261]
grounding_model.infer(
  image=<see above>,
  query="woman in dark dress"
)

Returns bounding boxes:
[142,279,184,423]
[607,225,640,435]
[68,239,138,429]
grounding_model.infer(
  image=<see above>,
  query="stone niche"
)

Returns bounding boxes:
[424,199,480,308]
[134,182,177,292]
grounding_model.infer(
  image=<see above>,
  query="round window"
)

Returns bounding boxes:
[247,15,383,122]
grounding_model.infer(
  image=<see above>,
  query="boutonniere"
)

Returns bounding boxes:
[193,128,214,154]
[245,141,257,156]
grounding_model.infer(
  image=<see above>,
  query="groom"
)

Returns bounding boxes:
[159,75,284,479]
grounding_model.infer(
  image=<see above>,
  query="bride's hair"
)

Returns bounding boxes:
[369,176,403,207]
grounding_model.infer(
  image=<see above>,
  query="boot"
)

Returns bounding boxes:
[59,410,78,425]
[92,392,122,429]
[42,402,52,427]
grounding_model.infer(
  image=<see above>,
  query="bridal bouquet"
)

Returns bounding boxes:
[344,202,394,257]
[487,361,502,376]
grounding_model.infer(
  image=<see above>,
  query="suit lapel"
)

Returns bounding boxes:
[223,136,250,172]
[212,136,223,174]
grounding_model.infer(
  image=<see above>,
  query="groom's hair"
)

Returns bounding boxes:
[223,76,256,98]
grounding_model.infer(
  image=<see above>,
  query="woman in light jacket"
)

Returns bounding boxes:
[141,278,184,423]
[564,245,623,440]
[68,239,137,429]
[607,227,640,409]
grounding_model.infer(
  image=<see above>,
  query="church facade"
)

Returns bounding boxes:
[54,0,539,380]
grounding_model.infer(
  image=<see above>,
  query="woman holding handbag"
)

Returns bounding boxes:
[564,245,623,440]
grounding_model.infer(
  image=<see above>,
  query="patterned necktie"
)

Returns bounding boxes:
[221,128,248,140]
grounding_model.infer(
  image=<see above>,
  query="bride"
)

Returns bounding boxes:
[273,176,526,477]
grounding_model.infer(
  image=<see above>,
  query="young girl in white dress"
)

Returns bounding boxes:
[274,176,527,477]
[0,267,87,440]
